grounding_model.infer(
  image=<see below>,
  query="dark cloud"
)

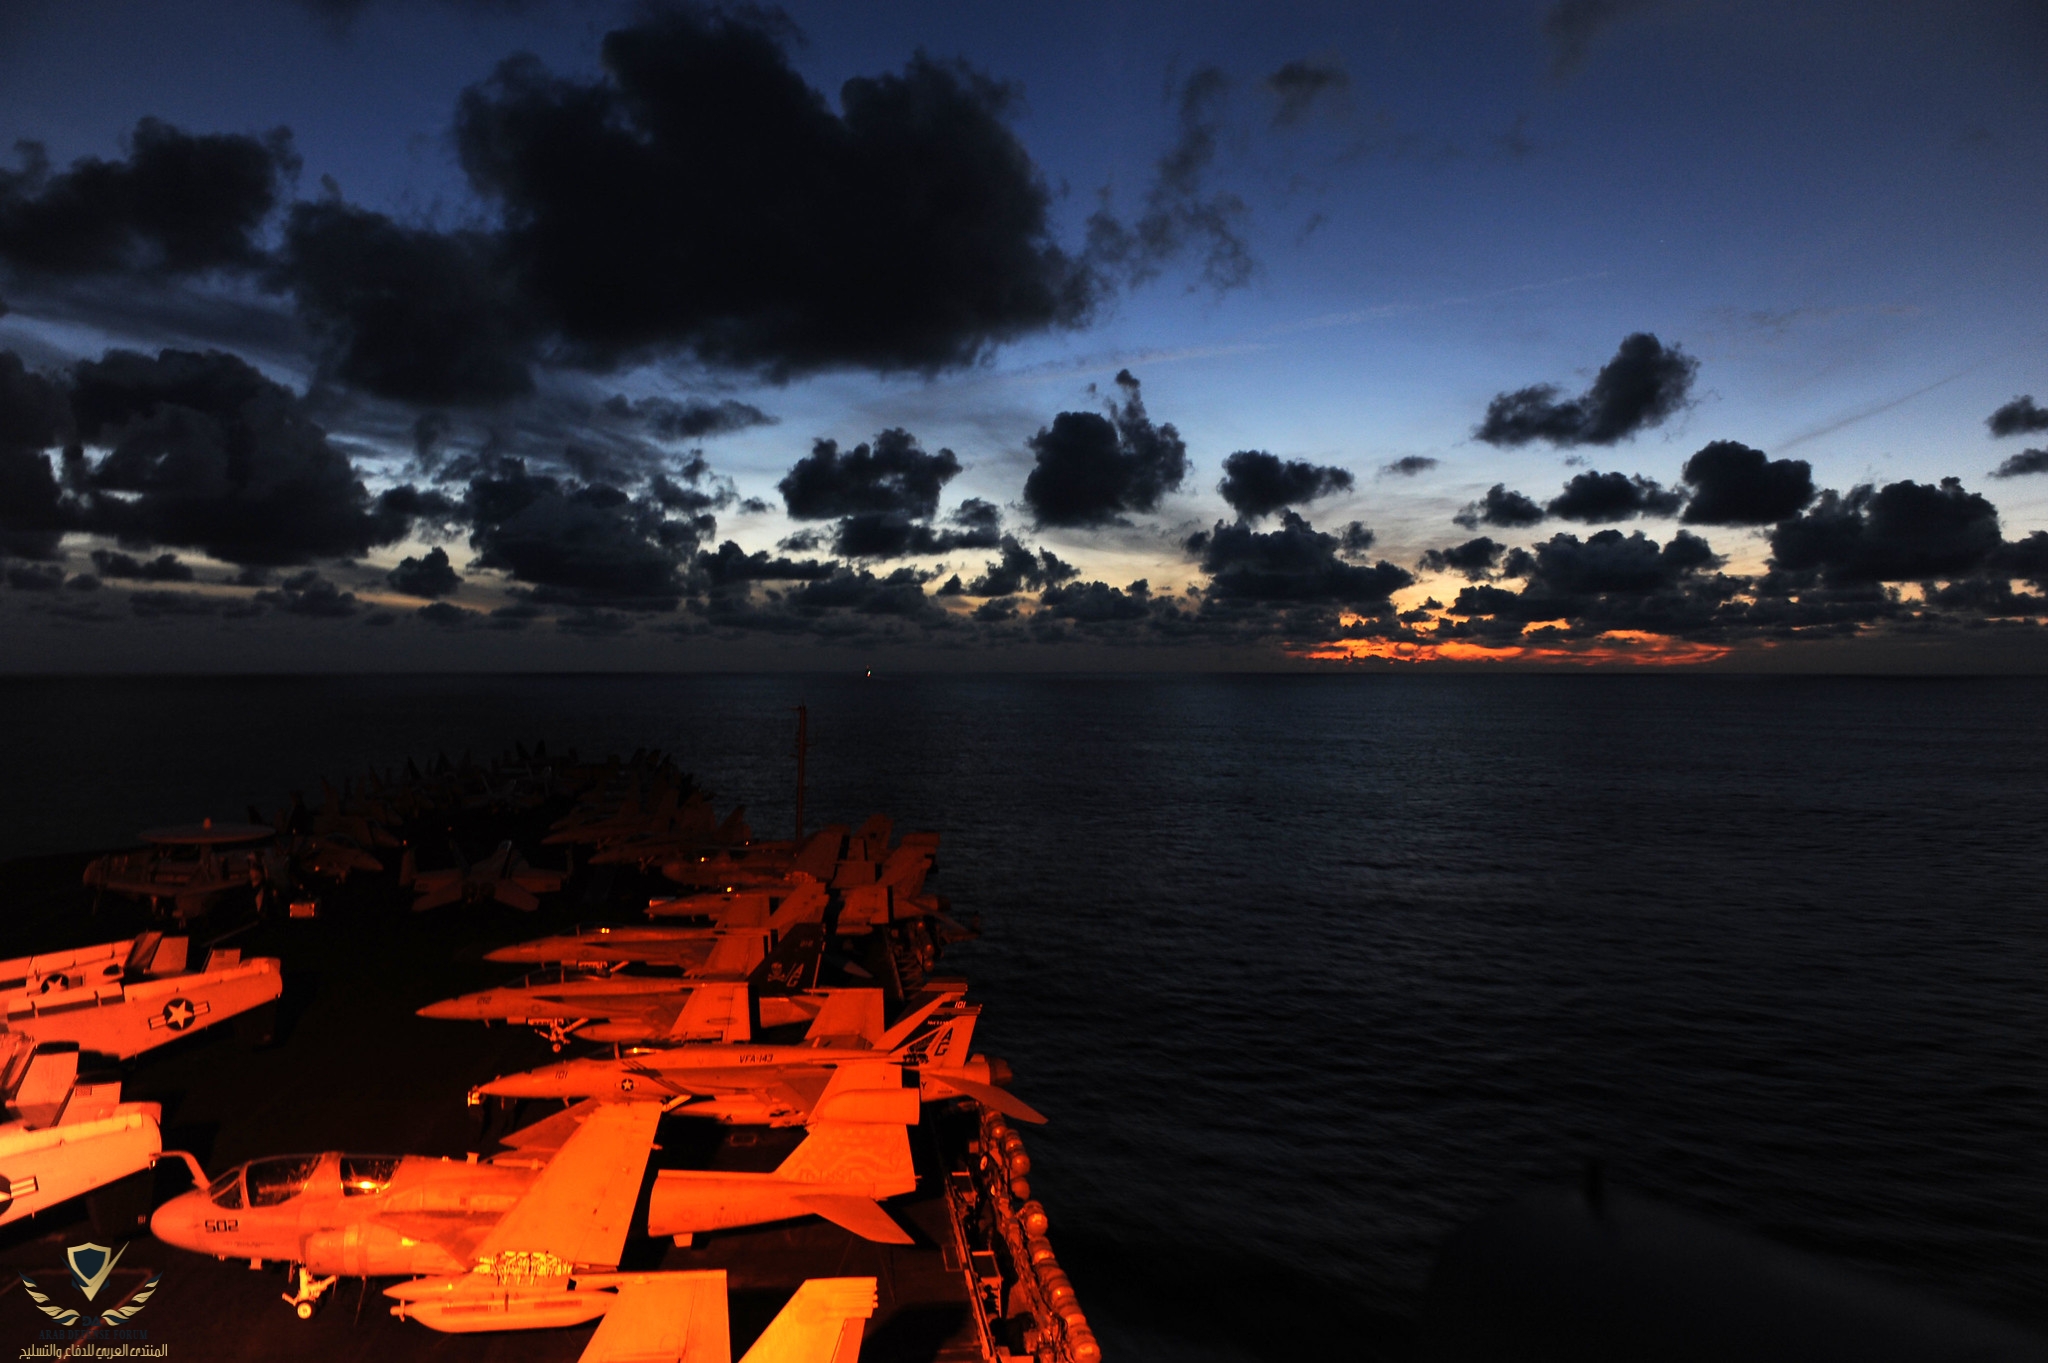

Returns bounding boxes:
[1265,58,1349,127]
[67,348,419,565]
[0,118,296,278]
[603,394,774,441]
[275,200,536,406]
[453,8,1096,376]
[1475,333,1698,448]
[951,498,1001,538]
[1023,370,1189,527]
[555,607,636,637]
[1679,440,1816,524]
[1419,536,1506,580]
[1544,0,1657,77]
[1992,449,2048,479]
[256,569,359,617]
[1769,478,2002,585]
[1217,449,1354,519]
[771,428,986,560]
[649,468,729,517]
[1987,396,2048,438]
[1443,528,1729,639]
[6,563,62,591]
[781,566,942,619]
[826,512,1001,560]
[416,600,469,627]
[1995,531,2048,589]
[1454,483,1545,530]
[1380,456,1438,477]
[0,351,75,558]
[1546,470,1685,523]
[462,460,701,610]
[90,549,193,581]
[387,545,463,598]
[779,428,960,520]
[372,483,462,533]
[965,536,1078,596]
[412,412,452,466]
[695,540,834,588]
[1039,578,1153,624]
[488,599,543,630]
[1082,66,1252,293]
[129,588,233,618]
[1191,510,1413,605]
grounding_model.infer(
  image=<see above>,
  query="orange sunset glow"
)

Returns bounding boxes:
[1299,629,1735,667]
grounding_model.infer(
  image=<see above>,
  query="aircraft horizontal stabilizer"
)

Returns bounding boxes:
[791,1194,911,1245]
[411,884,461,913]
[739,1277,877,1363]
[920,1074,1047,1125]
[494,881,542,912]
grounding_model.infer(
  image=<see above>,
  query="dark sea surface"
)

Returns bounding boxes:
[1,671,2045,1360]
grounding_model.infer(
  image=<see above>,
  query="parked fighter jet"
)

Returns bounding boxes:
[492,881,829,968]
[0,1035,166,1232]
[419,925,826,1048]
[0,931,282,1059]
[473,991,1045,1127]
[149,1099,892,1346]
[400,840,567,912]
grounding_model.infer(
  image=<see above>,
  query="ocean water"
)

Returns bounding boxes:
[2,672,2045,1359]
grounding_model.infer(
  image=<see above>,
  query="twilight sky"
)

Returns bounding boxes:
[2,0,2045,670]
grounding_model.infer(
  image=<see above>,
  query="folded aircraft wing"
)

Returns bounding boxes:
[577,1271,729,1363]
[574,1271,876,1363]
[475,1101,661,1271]
[739,1277,876,1363]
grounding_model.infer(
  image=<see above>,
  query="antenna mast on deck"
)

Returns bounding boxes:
[792,704,808,844]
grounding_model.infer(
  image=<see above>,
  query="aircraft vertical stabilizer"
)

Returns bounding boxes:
[749,924,824,996]
[667,982,750,1042]
[800,990,885,1048]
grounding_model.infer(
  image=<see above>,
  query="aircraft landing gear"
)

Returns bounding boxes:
[282,1264,338,1320]
[534,1019,585,1051]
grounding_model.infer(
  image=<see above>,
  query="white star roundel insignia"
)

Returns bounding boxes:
[162,998,196,1030]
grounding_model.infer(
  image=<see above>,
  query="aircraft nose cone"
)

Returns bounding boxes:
[416,994,485,1019]
[149,1190,206,1250]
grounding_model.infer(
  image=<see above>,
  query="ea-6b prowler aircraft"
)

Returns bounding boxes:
[472,989,1046,1128]
[0,931,282,1059]
[149,1099,898,1340]
[418,924,827,1048]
